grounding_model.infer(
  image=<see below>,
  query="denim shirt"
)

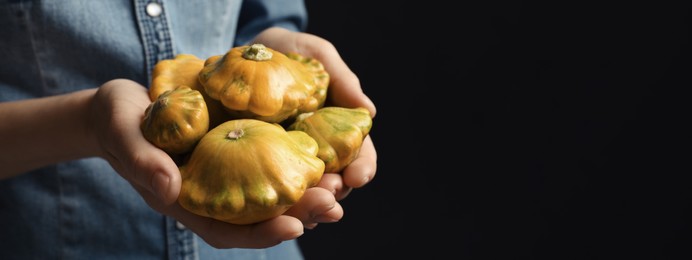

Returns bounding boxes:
[0,1,307,259]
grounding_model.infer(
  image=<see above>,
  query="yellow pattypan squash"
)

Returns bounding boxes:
[288,107,372,173]
[140,86,209,155]
[198,44,323,124]
[286,52,330,114]
[178,119,325,225]
[150,54,229,128]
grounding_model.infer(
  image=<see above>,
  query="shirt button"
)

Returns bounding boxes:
[146,2,163,17]
[176,221,186,230]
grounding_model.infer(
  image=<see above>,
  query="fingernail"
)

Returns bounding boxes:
[361,176,370,185]
[314,215,339,223]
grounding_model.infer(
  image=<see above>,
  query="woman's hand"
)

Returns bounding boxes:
[252,27,378,202]
[87,79,341,248]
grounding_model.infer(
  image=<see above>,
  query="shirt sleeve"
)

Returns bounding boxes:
[234,0,308,46]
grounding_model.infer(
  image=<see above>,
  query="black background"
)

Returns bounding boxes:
[298,1,691,259]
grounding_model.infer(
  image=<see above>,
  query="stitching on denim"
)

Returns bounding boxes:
[134,0,174,87]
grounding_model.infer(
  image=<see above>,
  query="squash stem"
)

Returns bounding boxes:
[226,129,245,140]
[242,44,273,61]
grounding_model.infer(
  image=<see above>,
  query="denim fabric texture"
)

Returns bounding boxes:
[0,0,307,259]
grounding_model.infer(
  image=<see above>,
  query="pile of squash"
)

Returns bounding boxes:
[140,44,373,225]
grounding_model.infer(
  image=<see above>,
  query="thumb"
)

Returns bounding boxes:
[102,121,182,205]
[123,130,182,205]
[298,37,377,118]
[92,79,182,205]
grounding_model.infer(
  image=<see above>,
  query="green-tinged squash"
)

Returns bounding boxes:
[140,86,209,155]
[178,119,325,225]
[288,107,372,173]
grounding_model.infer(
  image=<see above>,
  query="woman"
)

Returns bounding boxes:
[0,1,377,259]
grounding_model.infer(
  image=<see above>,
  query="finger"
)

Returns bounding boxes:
[291,36,377,117]
[284,187,343,226]
[341,135,377,188]
[164,202,304,249]
[123,138,181,205]
[98,80,181,204]
[303,202,344,230]
[317,173,352,201]
[325,67,376,118]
